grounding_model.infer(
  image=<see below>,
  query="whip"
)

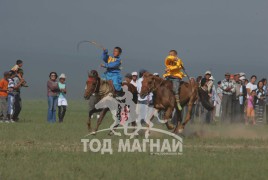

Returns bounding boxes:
[77,40,105,52]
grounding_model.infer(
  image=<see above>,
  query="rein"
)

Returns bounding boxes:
[151,78,164,92]
[87,77,99,95]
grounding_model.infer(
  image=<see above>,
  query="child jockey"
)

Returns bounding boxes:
[101,47,123,96]
[163,50,186,110]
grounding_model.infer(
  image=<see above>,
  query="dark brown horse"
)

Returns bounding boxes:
[140,72,213,134]
[84,73,138,134]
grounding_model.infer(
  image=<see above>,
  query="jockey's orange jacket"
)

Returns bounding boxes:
[163,55,185,79]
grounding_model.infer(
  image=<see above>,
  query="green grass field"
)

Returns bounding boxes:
[1,100,268,180]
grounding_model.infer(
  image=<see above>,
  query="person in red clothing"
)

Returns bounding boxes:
[0,72,9,122]
[47,72,60,123]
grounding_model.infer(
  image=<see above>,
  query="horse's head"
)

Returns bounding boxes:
[84,70,100,100]
[140,72,155,99]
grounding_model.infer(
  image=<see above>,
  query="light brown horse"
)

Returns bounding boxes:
[84,73,138,134]
[140,72,213,134]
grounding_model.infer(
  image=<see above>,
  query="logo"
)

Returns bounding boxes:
[81,85,183,155]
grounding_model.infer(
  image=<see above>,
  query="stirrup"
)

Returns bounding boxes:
[177,102,182,111]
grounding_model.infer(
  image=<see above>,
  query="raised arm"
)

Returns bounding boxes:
[102,49,109,63]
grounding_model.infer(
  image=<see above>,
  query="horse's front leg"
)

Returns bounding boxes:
[109,113,121,136]
[94,108,109,134]
[144,110,156,139]
[179,103,194,133]
[173,108,184,134]
[87,96,99,132]
[87,116,92,131]
[110,122,121,136]
[165,107,175,130]
[87,109,96,132]
[127,116,141,139]
[122,122,132,137]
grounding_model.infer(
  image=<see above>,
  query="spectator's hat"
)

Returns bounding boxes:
[205,71,212,75]
[59,73,66,79]
[234,73,240,76]
[239,72,246,77]
[239,76,246,81]
[131,72,138,76]
[225,72,231,76]
[153,73,159,76]
[125,73,132,79]
[209,76,215,81]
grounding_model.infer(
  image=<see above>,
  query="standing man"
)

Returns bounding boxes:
[12,69,25,122]
[215,81,223,118]
[262,79,268,123]
[231,73,242,123]
[7,71,16,122]
[130,72,138,87]
[0,72,9,122]
[239,76,247,122]
[246,75,257,97]
[203,71,212,123]
[58,73,67,123]
[221,73,235,122]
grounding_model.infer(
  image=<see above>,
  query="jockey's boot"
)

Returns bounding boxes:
[116,89,124,97]
[175,94,182,111]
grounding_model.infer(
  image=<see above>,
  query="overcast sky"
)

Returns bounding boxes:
[0,0,267,99]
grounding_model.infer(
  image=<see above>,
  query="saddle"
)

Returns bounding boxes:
[107,80,116,95]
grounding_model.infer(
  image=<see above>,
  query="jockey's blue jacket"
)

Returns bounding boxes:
[101,49,122,91]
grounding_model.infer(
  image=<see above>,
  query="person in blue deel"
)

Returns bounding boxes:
[100,46,123,95]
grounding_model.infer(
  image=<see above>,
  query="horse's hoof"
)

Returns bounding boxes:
[178,128,184,134]
[166,123,174,130]
[114,132,122,137]
[91,131,96,135]
[134,132,139,136]
[108,131,114,136]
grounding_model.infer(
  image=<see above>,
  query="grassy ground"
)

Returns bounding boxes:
[1,100,268,180]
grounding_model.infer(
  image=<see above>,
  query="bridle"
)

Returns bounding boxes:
[87,77,100,96]
[146,77,164,94]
